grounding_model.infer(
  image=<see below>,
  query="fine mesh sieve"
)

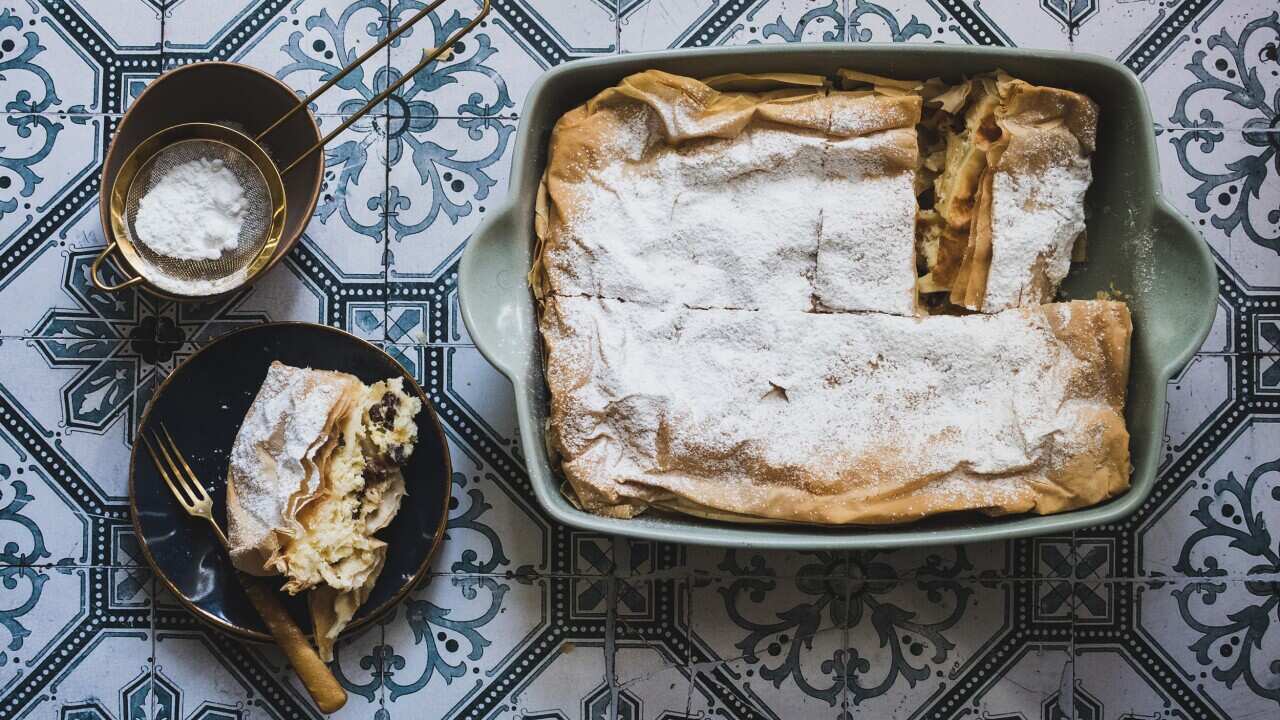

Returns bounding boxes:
[93,0,491,299]
[127,137,277,289]
[98,123,286,296]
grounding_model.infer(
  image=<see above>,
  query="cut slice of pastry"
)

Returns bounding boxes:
[920,72,1097,312]
[226,361,422,660]
[815,73,921,315]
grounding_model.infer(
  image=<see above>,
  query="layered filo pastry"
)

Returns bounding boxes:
[542,296,1131,524]
[226,361,421,660]
[534,70,1126,526]
[532,69,923,316]
[915,70,1098,312]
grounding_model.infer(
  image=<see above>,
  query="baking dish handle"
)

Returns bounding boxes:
[459,208,530,378]
[1148,198,1218,377]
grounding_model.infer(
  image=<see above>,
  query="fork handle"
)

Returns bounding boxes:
[240,577,348,713]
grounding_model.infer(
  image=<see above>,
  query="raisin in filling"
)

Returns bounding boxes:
[368,391,398,428]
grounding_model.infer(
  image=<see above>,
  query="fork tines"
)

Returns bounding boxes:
[142,423,210,512]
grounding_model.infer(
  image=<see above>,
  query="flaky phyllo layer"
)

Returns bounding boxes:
[913,71,1098,312]
[532,69,923,316]
[542,296,1131,524]
[282,378,419,592]
[226,363,421,660]
[534,70,1126,526]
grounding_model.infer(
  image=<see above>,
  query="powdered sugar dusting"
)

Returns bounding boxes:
[538,75,1118,523]
[548,124,918,315]
[985,159,1091,310]
[547,297,1113,522]
[817,133,917,313]
[227,363,343,552]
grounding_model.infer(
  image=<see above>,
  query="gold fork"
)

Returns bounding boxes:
[143,424,348,713]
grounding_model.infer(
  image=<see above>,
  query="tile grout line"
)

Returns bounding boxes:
[1066,532,1080,718]
[382,0,396,361]
[374,12,395,707]
[841,544,853,718]
[151,0,167,346]
[374,605,388,716]
[8,563,1279,583]
[10,110,1280,136]
[605,574,619,720]
[13,336,1280,359]
[149,574,159,720]
[8,115,1280,135]
[683,569,695,719]
[1066,527,1078,717]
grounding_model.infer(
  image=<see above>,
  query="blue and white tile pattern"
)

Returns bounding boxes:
[1,1,1277,718]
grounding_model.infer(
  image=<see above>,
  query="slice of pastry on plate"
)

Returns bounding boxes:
[226,361,422,660]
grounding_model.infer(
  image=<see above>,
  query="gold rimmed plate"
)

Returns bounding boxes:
[129,323,450,641]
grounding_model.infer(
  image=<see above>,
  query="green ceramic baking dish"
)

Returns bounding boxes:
[459,44,1216,549]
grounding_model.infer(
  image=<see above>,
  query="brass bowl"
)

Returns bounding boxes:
[99,62,324,300]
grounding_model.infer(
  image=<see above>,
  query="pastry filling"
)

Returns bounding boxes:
[280,378,421,595]
[915,78,998,304]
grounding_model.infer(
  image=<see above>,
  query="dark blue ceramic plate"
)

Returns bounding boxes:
[130,323,450,640]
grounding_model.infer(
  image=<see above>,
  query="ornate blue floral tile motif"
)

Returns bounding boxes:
[616,0,1082,52]
[0,1,162,115]
[1159,128,1280,290]
[1110,4,1278,132]
[0,113,104,291]
[612,645,693,720]
[152,597,270,718]
[619,0,846,49]
[1071,577,1280,719]
[385,343,546,574]
[686,573,849,718]
[838,580,1078,719]
[2,1,1280,719]
[163,0,392,116]
[388,0,615,116]
[0,569,155,719]
[383,113,516,340]
[383,0,613,345]
[868,0,1071,50]
[845,1,957,45]
[158,592,391,718]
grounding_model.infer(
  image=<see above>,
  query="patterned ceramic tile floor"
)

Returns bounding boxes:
[1,1,1277,718]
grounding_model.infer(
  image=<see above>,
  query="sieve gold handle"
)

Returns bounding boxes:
[258,0,491,176]
[90,241,145,292]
